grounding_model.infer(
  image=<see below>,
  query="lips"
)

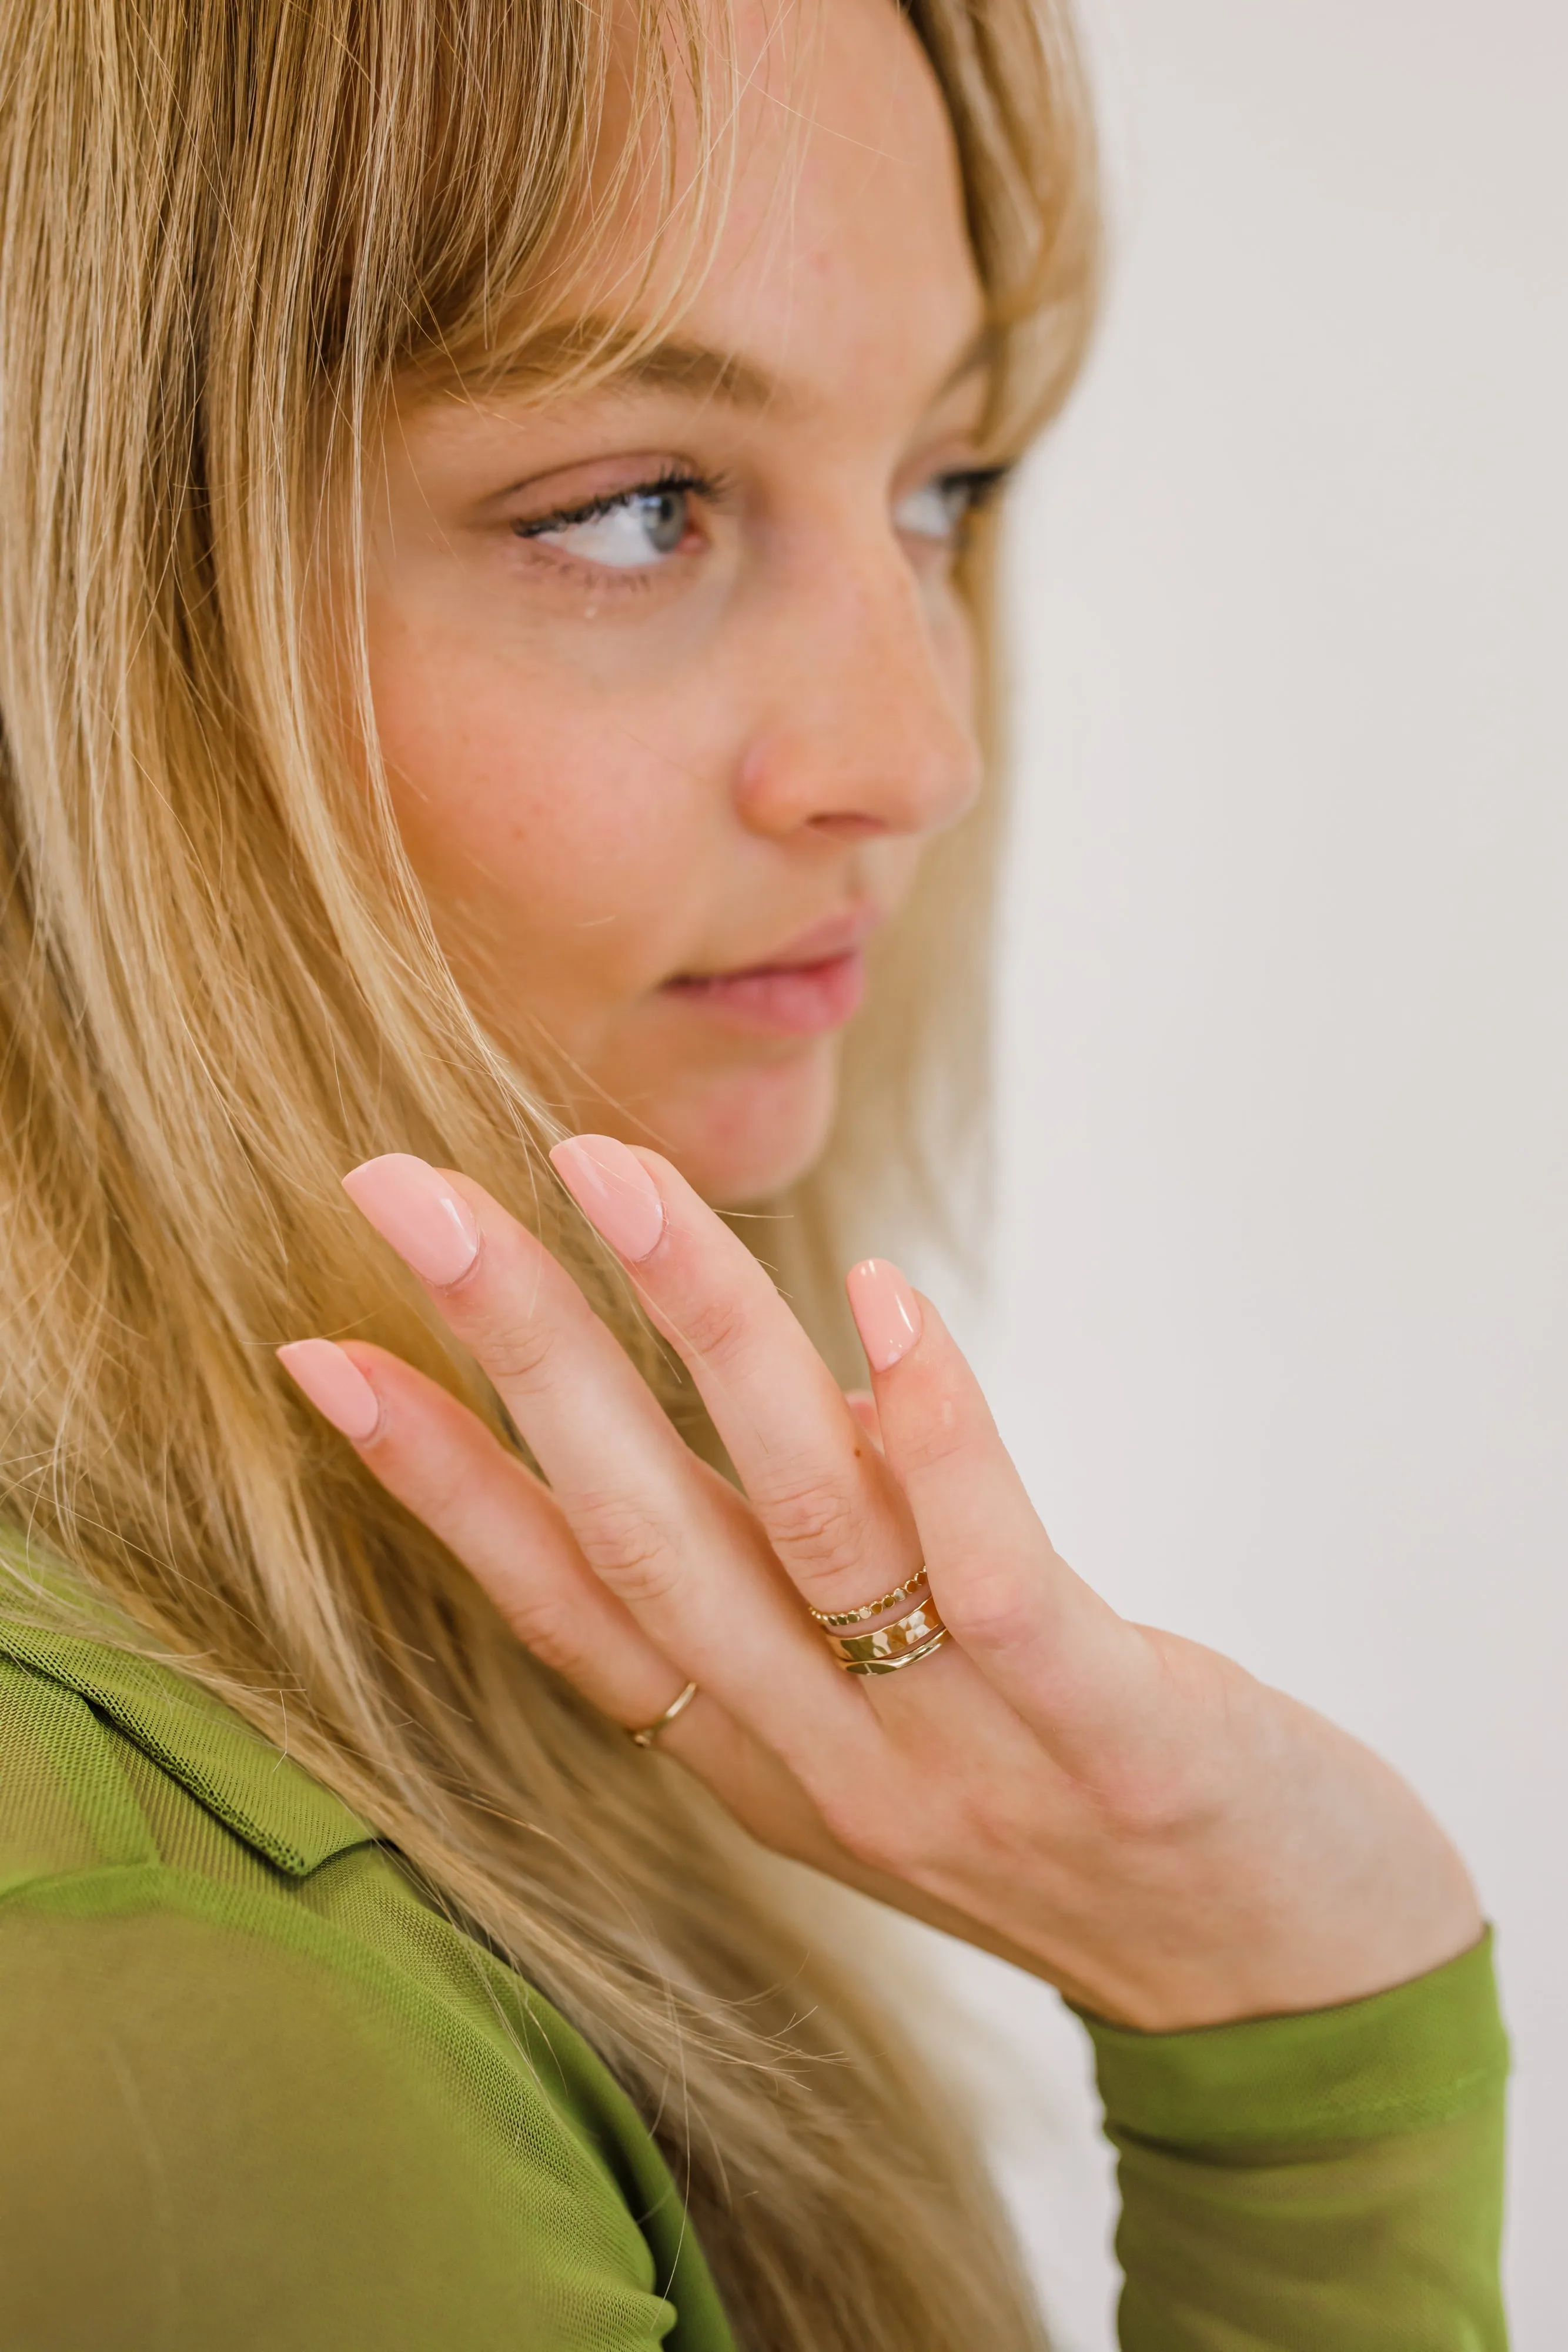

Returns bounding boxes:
[659,906,880,1038]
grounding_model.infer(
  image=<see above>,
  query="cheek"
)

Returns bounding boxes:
[366,603,719,1010]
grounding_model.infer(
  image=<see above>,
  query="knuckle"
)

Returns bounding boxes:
[1092,1760,1211,1844]
[368,1408,487,1535]
[821,1789,951,1886]
[814,1785,911,1872]
[496,1587,587,1677]
[754,1471,865,1578]
[472,1319,556,1391]
[949,1782,1021,1858]
[894,1394,973,1479]
[567,1493,680,1606]
[671,1286,752,1371]
[939,1570,1039,1656]
[405,1448,488,1539]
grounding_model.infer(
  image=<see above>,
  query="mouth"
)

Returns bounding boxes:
[658,905,880,1039]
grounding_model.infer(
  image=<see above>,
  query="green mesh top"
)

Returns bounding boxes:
[0,1615,1509,2351]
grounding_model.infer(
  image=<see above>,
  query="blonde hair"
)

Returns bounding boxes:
[0,4,1098,2346]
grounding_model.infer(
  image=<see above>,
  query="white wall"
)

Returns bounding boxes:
[940,4,1566,2344]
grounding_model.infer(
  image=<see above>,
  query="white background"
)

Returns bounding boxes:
[925,2,1567,2344]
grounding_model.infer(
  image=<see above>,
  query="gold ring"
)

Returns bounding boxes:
[808,1567,928,1628]
[628,1680,698,1748]
[823,1595,949,1676]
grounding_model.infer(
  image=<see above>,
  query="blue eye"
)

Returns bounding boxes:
[517,480,698,570]
[894,466,1011,544]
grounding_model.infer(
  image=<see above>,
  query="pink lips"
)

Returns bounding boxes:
[660,907,877,1038]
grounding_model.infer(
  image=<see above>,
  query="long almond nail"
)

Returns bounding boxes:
[278,1339,381,1443]
[846,1258,922,1372]
[342,1154,479,1287]
[551,1135,666,1262]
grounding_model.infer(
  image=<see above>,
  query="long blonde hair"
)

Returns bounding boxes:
[0,5,1098,2346]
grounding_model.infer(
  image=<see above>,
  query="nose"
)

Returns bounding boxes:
[733,544,984,844]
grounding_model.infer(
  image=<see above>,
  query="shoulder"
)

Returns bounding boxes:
[0,1642,152,1883]
[0,1863,681,2350]
[0,1629,697,2352]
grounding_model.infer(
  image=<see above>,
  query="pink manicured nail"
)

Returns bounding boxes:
[342,1154,479,1287]
[551,1135,666,1263]
[847,1258,922,1372]
[278,1339,381,1443]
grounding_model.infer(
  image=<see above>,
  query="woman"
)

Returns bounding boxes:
[0,2,1507,2347]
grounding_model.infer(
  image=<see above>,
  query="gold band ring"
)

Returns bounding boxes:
[808,1567,929,1628]
[628,1679,698,1749]
[823,1595,949,1676]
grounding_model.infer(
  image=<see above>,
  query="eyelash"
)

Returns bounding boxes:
[937,463,1013,515]
[512,465,724,543]
[508,457,1017,573]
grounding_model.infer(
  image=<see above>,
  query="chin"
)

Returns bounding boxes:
[655,1040,842,1207]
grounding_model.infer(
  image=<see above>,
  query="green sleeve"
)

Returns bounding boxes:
[1081,1935,1509,2350]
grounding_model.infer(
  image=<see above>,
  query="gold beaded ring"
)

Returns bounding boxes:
[807,1567,929,1629]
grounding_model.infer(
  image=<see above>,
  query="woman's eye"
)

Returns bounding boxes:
[893,468,1008,546]
[518,483,697,571]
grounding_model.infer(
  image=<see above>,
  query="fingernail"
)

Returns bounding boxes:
[278,1339,381,1443]
[846,1258,922,1372]
[551,1135,666,1263]
[342,1154,479,1287]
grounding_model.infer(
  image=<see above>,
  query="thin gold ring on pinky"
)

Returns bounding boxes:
[627,1680,699,1749]
[823,1596,950,1677]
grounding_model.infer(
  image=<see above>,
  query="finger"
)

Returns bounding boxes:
[277,1342,883,1841]
[337,1158,872,1776]
[551,1135,917,1616]
[279,1337,678,1726]
[276,1337,1072,1976]
[843,1390,884,1451]
[844,1260,1174,1781]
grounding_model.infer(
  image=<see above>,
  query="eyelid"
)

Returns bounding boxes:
[511,465,727,539]
[931,459,1015,507]
[891,459,1018,547]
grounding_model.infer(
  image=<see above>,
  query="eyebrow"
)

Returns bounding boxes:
[482,313,999,417]
[484,320,778,411]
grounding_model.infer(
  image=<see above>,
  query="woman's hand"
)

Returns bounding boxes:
[280,1137,1480,2031]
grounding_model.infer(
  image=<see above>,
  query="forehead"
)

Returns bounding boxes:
[698,0,981,379]
[513,0,986,429]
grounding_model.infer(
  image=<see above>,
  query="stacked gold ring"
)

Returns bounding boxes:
[819,1592,949,1676]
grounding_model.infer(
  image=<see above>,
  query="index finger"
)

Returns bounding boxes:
[339,1152,872,1776]
[551,1134,920,1619]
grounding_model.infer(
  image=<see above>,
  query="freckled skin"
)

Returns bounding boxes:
[365,0,988,1204]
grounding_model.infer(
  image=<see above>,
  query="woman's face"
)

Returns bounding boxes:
[365,0,992,1205]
